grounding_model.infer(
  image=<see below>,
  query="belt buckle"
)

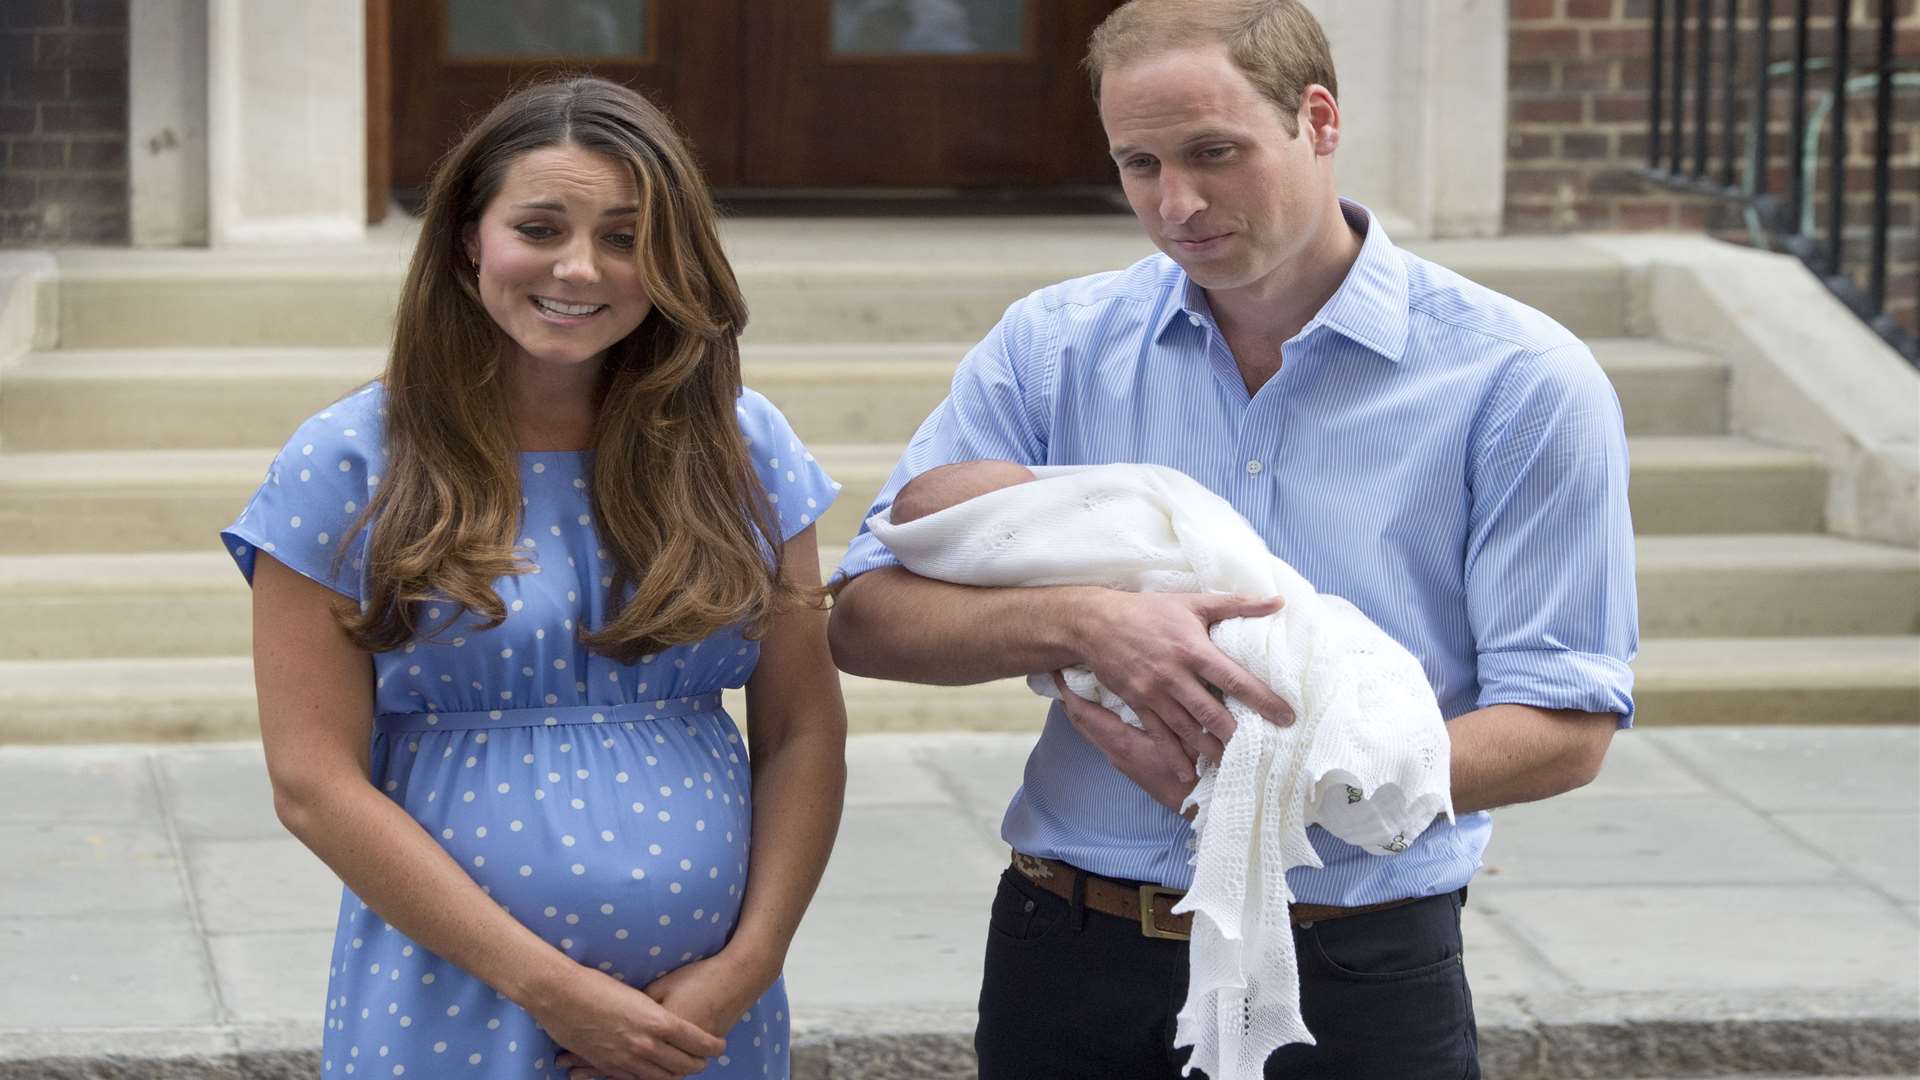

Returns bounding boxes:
[1138,884,1189,941]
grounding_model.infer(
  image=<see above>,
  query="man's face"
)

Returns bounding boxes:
[1099,43,1332,297]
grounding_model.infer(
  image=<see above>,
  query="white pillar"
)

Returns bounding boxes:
[1305,0,1507,239]
[129,0,209,246]
[206,0,366,245]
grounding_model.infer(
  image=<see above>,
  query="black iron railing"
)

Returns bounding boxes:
[1643,0,1917,366]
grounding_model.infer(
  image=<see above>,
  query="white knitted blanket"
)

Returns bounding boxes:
[868,463,1454,1079]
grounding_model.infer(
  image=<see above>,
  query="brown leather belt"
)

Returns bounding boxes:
[1010,851,1424,941]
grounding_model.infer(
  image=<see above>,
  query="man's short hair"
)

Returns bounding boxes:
[1085,0,1338,137]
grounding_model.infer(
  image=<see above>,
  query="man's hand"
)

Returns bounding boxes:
[1054,671,1200,814]
[1069,589,1293,782]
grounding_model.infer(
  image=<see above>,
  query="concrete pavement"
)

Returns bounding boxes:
[0,726,1916,1078]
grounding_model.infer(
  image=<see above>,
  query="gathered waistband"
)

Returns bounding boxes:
[375,692,724,734]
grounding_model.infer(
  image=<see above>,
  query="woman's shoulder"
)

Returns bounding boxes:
[274,381,390,470]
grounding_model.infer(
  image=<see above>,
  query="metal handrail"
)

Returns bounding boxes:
[1642,0,1917,365]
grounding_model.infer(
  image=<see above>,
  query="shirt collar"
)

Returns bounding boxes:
[1152,198,1411,363]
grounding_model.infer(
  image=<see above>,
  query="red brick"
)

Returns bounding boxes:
[66,66,124,101]
[7,138,64,168]
[1588,168,1653,194]
[35,29,125,69]
[1619,201,1680,228]
[6,65,64,100]
[1620,132,1654,159]
[1508,131,1558,159]
[1562,59,1618,90]
[1572,200,1617,228]
[1507,167,1583,195]
[1513,27,1582,60]
[1586,27,1654,56]
[1511,0,1558,21]
[52,175,124,204]
[1566,0,1615,18]
[1623,0,1652,17]
[1504,203,1568,233]
[1512,96,1586,123]
[1677,201,1711,228]
[67,137,122,169]
[39,103,121,133]
[1591,91,1650,123]
[0,176,34,211]
[0,106,34,134]
[64,210,126,244]
[1510,60,1558,91]
[1564,131,1614,158]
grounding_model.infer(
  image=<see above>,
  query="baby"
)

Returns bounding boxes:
[889,459,1037,525]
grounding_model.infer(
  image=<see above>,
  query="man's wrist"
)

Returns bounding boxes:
[1054,585,1109,663]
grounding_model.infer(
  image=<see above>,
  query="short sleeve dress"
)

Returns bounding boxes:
[221,381,839,1080]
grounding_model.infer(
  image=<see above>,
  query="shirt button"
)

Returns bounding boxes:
[1187,314,1202,327]
[1246,459,1263,475]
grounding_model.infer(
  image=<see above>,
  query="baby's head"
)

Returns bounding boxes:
[891,460,1037,524]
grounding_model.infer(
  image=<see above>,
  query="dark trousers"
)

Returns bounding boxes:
[975,866,1480,1080]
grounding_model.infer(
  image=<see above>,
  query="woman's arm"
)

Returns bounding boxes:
[251,555,723,1079]
[637,525,848,1036]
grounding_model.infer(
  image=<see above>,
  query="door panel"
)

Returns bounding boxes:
[740,0,1116,187]
[390,1,746,192]
[387,0,1119,195]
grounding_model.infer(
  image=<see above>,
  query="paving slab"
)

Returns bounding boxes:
[0,728,1915,1080]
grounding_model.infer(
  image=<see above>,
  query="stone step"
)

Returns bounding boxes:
[1,635,1913,743]
[5,535,1915,661]
[0,435,1827,556]
[40,231,1629,349]
[0,338,1725,452]
[0,343,966,451]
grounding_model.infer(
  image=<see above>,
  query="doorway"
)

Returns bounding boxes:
[386,1,1120,200]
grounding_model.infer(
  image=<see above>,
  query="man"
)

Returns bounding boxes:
[828,1,1638,1077]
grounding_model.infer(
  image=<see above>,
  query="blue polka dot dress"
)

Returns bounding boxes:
[221,382,839,1079]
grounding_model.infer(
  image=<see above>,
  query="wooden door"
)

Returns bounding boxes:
[390,1,748,194]
[739,0,1116,187]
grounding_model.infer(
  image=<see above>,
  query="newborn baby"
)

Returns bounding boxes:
[890,459,1037,524]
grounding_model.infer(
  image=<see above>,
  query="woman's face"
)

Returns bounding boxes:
[464,143,652,372]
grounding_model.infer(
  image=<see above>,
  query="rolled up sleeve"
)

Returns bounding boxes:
[1466,343,1639,724]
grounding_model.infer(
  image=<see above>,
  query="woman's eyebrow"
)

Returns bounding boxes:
[509,201,639,216]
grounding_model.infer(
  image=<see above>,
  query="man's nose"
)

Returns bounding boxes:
[1158,169,1206,225]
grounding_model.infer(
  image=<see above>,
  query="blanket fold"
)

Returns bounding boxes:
[868,463,1454,1080]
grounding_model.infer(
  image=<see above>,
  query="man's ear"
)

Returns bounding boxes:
[1301,84,1341,155]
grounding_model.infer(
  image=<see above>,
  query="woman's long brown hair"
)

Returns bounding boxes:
[337,76,803,661]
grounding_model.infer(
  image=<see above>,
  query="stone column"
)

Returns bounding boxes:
[130,0,209,246]
[1304,0,1507,239]
[206,0,365,245]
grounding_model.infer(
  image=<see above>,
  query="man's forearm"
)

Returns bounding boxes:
[1446,703,1618,814]
[829,566,1095,685]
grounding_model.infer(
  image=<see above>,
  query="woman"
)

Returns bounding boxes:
[222,77,847,1080]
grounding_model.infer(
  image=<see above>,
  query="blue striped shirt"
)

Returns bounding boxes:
[834,201,1638,903]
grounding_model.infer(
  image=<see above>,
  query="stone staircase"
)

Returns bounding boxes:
[0,221,1914,742]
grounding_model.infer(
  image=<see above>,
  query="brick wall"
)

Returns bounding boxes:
[0,0,129,246]
[1507,0,1919,338]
